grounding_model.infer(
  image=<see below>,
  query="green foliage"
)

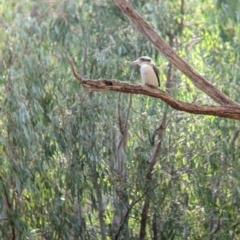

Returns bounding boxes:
[0,0,240,239]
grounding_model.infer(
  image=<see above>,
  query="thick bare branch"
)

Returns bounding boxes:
[68,58,240,120]
[112,0,239,107]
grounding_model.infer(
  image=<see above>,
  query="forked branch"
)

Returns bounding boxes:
[69,0,240,120]
[112,0,239,107]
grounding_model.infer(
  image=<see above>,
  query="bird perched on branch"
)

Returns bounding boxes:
[132,56,160,88]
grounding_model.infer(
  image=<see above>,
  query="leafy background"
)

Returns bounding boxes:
[0,0,240,239]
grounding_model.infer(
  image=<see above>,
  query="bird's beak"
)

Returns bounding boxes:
[131,59,140,66]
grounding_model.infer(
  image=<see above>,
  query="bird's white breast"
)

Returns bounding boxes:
[140,64,158,87]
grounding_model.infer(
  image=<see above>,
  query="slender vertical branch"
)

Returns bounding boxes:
[178,0,184,35]
[92,167,107,240]
[139,197,150,240]
[112,94,132,238]
[139,79,170,239]
[3,54,17,240]
[75,186,85,240]
[152,212,159,240]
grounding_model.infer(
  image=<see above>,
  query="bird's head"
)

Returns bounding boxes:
[131,56,153,66]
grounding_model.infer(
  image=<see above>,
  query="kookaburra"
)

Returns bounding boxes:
[132,56,160,88]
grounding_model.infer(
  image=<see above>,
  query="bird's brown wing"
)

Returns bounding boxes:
[152,65,160,87]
